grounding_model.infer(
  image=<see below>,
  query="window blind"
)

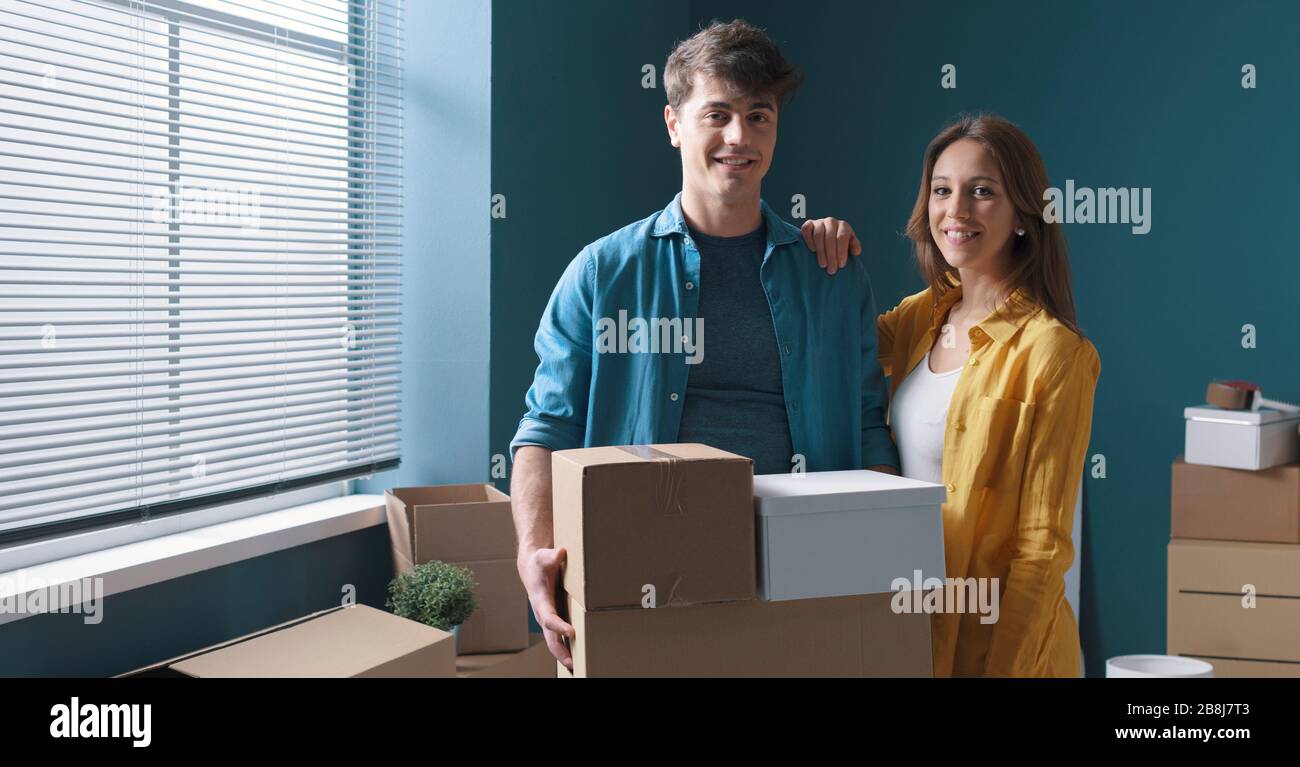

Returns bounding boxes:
[0,0,403,544]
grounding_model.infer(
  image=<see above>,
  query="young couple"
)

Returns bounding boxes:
[509,19,1100,678]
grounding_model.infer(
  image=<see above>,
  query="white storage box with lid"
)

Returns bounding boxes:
[1183,405,1300,471]
[752,469,947,601]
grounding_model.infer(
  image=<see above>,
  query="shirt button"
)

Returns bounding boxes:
[669,392,679,402]
[783,344,791,355]
[685,281,694,290]
[790,401,800,412]
[945,483,956,493]
[955,422,965,432]
[681,335,690,344]
[968,359,979,366]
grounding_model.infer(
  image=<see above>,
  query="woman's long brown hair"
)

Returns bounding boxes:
[905,113,1082,337]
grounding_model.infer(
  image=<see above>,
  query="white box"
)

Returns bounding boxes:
[752,469,947,601]
[1184,405,1300,470]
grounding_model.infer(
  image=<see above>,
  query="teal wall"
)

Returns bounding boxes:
[489,0,692,475]
[490,1,1300,673]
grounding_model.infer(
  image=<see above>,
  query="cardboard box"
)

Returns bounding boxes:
[385,485,528,654]
[753,469,947,601]
[1168,539,1300,674]
[1171,457,1300,543]
[385,484,515,571]
[1184,405,1300,470]
[121,605,455,678]
[556,591,932,677]
[454,558,530,653]
[456,633,555,678]
[552,444,755,610]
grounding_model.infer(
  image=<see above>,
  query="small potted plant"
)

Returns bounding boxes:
[386,560,478,650]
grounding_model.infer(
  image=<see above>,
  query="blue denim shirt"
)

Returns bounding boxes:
[511,192,899,473]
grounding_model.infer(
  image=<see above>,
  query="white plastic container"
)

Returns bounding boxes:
[1105,655,1214,678]
[752,469,947,601]
[1184,405,1300,470]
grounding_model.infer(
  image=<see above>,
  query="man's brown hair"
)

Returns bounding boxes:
[664,19,803,111]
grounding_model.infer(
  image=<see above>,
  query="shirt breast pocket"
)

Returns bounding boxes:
[969,396,1036,491]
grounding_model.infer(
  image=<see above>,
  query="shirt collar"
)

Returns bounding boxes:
[651,191,800,247]
[931,277,1041,345]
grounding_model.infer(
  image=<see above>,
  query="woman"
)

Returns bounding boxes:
[806,114,1099,677]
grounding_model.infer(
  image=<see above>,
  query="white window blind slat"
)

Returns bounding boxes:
[0,0,403,541]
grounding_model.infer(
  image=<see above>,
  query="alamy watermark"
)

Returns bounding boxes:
[595,309,704,365]
[50,697,151,748]
[0,572,103,625]
[891,569,999,625]
[1043,179,1151,234]
[151,181,261,230]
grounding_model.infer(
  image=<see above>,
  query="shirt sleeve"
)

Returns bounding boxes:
[857,262,900,471]
[983,338,1100,676]
[509,248,595,457]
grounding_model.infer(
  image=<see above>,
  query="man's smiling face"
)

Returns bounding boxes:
[665,73,777,206]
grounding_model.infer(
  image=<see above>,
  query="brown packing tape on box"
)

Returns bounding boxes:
[454,558,529,654]
[456,634,555,678]
[1171,457,1300,543]
[552,443,756,611]
[557,590,932,677]
[384,485,516,575]
[1167,539,1300,670]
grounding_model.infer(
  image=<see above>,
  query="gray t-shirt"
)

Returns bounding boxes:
[676,222,794,475]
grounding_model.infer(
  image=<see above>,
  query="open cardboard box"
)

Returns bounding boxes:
[120,605,456,678]
[385,484,528,653]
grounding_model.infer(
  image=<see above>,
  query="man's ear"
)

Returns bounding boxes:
[664,104,681,148]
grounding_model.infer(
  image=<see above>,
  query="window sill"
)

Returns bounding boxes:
[0,493,387,627]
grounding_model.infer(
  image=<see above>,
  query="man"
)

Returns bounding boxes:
[510,19,898,669]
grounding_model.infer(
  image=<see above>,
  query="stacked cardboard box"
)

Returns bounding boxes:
[551,444,936,678]
[1168,409,1300,675]
[386,484,528,654]
[1167,539,1300,677]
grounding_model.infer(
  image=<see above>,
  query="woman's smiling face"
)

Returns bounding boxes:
[928,138,1019,274]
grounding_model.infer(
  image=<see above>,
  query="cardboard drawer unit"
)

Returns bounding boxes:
[1167,539,1300,676]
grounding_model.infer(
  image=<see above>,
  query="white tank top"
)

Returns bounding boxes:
[891,351,963,484]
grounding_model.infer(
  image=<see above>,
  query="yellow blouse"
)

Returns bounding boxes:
[877,281,1100,677]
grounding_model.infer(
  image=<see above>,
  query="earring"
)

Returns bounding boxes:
[1016,228,1025,236]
